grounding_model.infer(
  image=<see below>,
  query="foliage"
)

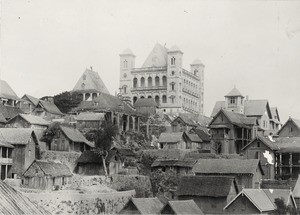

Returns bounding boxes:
[53,91,82,114]
[150,169,180,196]
[138,153,158,176]
[272,198,298,215]
[41,122,61,144]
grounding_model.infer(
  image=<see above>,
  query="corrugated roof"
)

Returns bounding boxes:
[151,158,196,168]
[38,100,63,116]
[0,180,50,214]
[76,112,105,121]
[159,132,184,143]
[73,69,110,94]
[22,94,40,106]
[60,126,93,147]
[176,176,237,197]
[192,159,262,175]
[23,160,72,177]
[0,128,34,145]
[162,200,204,215]
[142,43,169,68]
[8,114,50,126]
[225,87,244,97]
[0,80,20,101]
[131,198,164,214]
[134,98,158,107]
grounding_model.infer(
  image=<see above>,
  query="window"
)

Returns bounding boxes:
[162,95,167,103]
[133,78,138,88]
[171,83,175,91]
[171,71,175,76]
[230,97,236,104]
[194,69,198,76]
[123,86,127,94]
[123,59,128,68]
[171,57,176,65]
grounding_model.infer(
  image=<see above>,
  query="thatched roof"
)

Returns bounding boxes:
[0,128,36,145]
[23,160,72,177]
[60,126,94,147]
[160,200,203,215]
[37,100,63,116]
[130,197,163,214]
[176,176,237,197]
[192,159,263,175]
[0,180,50,214]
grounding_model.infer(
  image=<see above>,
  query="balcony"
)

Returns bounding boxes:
[131,86,167,92]
[0,157,13,164]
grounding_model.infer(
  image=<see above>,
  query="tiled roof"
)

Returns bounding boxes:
[0,140,14,148]
[270,107,281,123]
[161,200,203,215]
[190,128,210,142]
[185,133,203,142]
[0,180,50,214]
[134,98,158,107]
[273,137,300,153]
[73,69,110,94]
[23,160,72,177]
[0,103,23,120]
[142,43,168,68]
[0,80,20,101]
[151,158,196,168]
[176,176,237,197]
[38,100,63,116]
[0,113,6,123]
[291,118,300,129]
[244,100,270,117]
[75,112,105,121]
[22,94,40,106]
[159,132,184,143]
[225,87,244,97]
[60,126,93,147]
[130,198,164,214]
[211,101,225,117]
[242,135,280,151]
[225,189,295,212]
[142,149,197,160]
[120,48,135,56]
[0,128,35,145]
[192,159,262,175]
[8,114,50,126]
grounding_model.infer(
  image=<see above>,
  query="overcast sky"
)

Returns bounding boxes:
[1,0,300,122]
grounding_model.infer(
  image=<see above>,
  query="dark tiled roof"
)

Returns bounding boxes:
[38,100,63,115]
[161,200,203,215]
[176,176,237,197]
[159,132,184,143]
[0,180,50,214]
[134,98,158,107]
[60,126,93,147]
[242,135,280,151]
[22,94,40,106]
[190,128,210,142]
[23,160,72,177]
[0,128,35,145]
[244,100,271,117]
[130,197,164,214]
[192,159,262,175]
[151,158,196,168]
[273,137,300,153]
[0,103,23,120]
[185,133,203,142]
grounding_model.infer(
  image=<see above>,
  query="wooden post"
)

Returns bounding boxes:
[290,153,293,176]
[132,117,136,131]
[242,128,244,149]
[279,153,282,175]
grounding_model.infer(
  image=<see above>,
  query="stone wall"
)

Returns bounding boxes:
[39,150,81,172]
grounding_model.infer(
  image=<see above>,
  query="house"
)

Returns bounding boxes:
[76,150,122,175]
[0,79,21,107]
[242,135,279,180]
[188,128,211,152]
[209,109,257,154]
[6,113,50,130]
[170,113,211,132]
[158,132,186,149]
[224,188,297,214]
[134,98,158,116]
[0,140,14,180]
[0,179,50,214]
[160,200,203,215]
[151,158,196,175]
[20,94,40,114]
[176,176,238,214]
[119,197,163,214]
[192,159,264,189]
[277,117,300,137]
[23,160,72,190]
[33,100,64,121]
[75,112,105,130]
[211,87,281,136]
[0,128,38,178]
[48,126,93,152]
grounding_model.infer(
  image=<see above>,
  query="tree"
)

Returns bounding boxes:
[272,198,298,215]
[85,121,118,176]
[53,91,82,113]
[41,122,61,144]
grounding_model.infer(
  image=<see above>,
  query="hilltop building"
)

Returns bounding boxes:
[119,43,205,114]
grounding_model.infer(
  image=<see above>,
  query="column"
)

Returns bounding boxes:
[137,117,140,132]
[290,153,293,176]
[279,153,282,175]
[5,165,8,179]
[0,147,2,158]
[83,93,86,101]
[132,117,136,131]
[126,115,129,131]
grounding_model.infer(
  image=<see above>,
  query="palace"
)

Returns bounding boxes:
[119,43,205,114]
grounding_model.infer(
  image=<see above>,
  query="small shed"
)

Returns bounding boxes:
[160,200,203,215]
[75,112,105,130]
[119,197,163,214]
[23,160,72,190]
[76,150,122,175]
[158,132,187,149]
[6,113,50,130]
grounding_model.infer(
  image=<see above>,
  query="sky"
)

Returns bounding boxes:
[1,0,300,122]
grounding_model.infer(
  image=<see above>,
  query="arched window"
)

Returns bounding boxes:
[123,59,128,68]
[170,82,175,91]
[133,96,138,104]
[162,95,167,103]
[155,76,160,87]
[171,57,176,65]
[141,77,145,87]
[155,95,160,105]
[85,93,90,101]
[92,93,97,99]
[171,71,175,76]
[162,76,167,87]
[123,86,127,94]
[194,69,198,76]
[141,96,145,99]
[148,77,152,87]
[148,95,152,98]
[133,78,138,88]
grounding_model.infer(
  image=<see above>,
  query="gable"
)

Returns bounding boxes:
[278,119,300,137]
[209,110,232,127]
[142,43,168,68]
